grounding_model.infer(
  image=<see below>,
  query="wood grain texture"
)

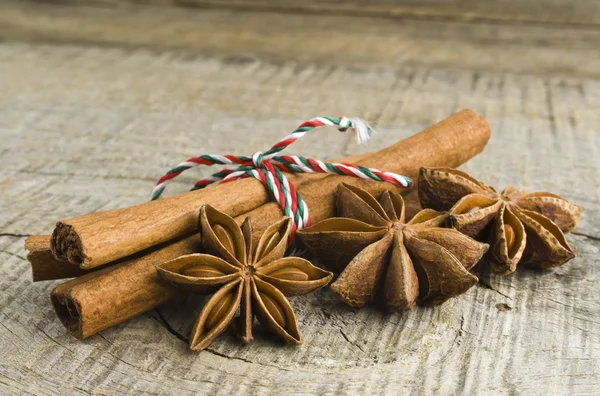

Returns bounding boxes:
[49,0,600,26]
[1,1,600,79]
[185,0,600,26]
[1,3,599,395]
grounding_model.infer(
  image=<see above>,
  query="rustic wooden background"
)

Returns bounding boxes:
[1,1,599,394]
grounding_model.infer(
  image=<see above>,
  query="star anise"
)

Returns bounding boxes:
[297,184,488,311]
[418,167,583,274]
[156,205,333,351]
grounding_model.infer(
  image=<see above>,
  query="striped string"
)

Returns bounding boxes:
[151,116,412,244]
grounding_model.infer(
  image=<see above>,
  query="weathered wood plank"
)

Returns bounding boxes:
[1,1,600,78]
[0,42,598,394]
[62,0,600,26]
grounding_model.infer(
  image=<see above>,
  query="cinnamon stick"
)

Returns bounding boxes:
[51,234,201,339]
[51,110,489,270]
[50,179,267,269]
[50,111,490,339]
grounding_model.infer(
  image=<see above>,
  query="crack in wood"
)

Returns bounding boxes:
[545,297,574,309]
[338,329,365,353]
[72,386,94,395]
[151,310,298,371]
[31,322,75,354]
[572,231,600,242]
[204,347,295,372]
[458,313,466,337]
[0,233,31,238]
[204,348,252,365]
[151,309,299,370]
[437,313,465,365]
[0,249,27,261]
[151,309,189,344]
[477,278,513,300]
[11,168,190,186]
[94,333,144,370]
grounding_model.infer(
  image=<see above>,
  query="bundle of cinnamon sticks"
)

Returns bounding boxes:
[26,110,491,339]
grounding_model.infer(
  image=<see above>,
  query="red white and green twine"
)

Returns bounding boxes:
[152,116,412,243]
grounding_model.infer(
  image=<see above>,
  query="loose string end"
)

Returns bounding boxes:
[345,117,375,145]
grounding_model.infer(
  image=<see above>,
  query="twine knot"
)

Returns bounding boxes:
[151,116,412,245]
[251,151,265,168]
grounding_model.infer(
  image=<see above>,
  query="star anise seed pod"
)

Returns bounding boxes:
[297,184,488,311]
[418,167,583,274]
[156,205,333,351]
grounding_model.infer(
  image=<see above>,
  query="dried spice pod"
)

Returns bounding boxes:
[418,167,583,274]
[298,184,488,311]
[156,206,332,351]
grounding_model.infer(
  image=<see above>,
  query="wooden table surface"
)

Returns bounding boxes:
[1,1,599,394]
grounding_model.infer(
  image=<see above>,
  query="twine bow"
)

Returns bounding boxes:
[151,116,412,243]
